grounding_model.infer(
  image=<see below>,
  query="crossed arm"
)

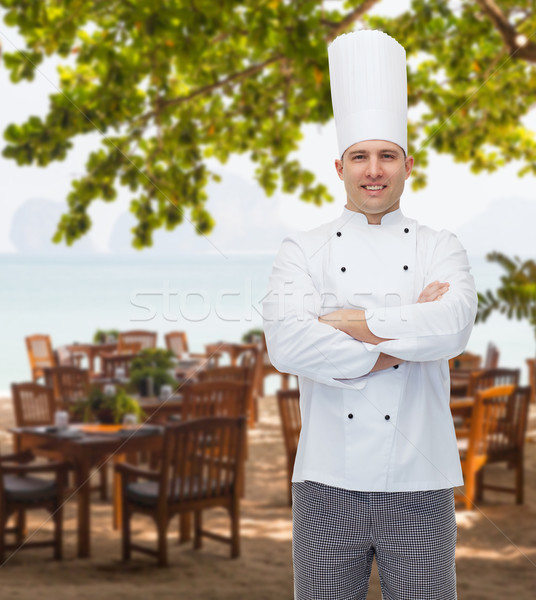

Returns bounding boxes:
[263,231,477,387]
[318,281,450,372]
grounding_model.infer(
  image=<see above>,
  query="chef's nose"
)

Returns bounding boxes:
[366,157,383,178]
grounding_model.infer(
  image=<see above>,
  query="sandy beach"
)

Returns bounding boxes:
[0,392,534,599]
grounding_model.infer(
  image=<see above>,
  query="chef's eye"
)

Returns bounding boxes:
[382,153,396,159]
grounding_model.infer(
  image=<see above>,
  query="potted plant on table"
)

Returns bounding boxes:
[129,348,177,397]
[92,329,120,344]
[71,385,144,424]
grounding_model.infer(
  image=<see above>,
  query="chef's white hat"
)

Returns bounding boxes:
[328,30,408,157]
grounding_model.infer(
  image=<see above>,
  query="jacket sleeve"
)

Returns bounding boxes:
[263,235,380,388]
[364,230,478,362]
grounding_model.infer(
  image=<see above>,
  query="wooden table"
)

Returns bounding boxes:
[139,394,183,424]
[66,342,118,376]
[11,423,163,558]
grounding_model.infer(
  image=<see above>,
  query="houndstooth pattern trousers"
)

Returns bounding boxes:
[292,481,457,600]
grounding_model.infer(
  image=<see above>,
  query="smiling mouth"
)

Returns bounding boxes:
[362,185,387,191]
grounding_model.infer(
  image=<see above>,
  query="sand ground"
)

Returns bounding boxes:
[0,392,534,599]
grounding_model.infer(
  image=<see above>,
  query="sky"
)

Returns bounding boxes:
[1,0,535,256]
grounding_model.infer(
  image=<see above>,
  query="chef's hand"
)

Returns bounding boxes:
[417,281,449,303]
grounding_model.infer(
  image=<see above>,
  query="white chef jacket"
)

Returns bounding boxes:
[263,208,478,492]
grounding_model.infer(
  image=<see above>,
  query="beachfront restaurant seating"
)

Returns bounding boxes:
[475,385,531,505]
[43,365,90,409]
[527,358,535,405]
[165,331,189,359]
[11,381,108,500]
[483,342,500,369]
[466,368,520,397]
[117,330,157,353]
[25,334,56,382]
[277,389,302,506]
[180,380,249,422]
[11,382,57,430]
[100,352,138,380]
[455,385,515,510]
[0,449,68,562]
[116,416,246,567]
[234,344,263,426]
[199,363,258,428]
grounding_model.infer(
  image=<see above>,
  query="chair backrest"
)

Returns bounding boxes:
[449,351,482,371]
[165,332,189,358]
[11,382,56,427]
[484,342,500,369]
[181,380,248,421]
[43,366,90,406]
[527,359,535,405]
[467,385,515,461]
[101,353,137,379]
[277,389,302,464]
[159,417,246,504]
[198,365,250,385]
[117,330,157,353]
[25,335,56,381]
[467,368,520,397]
[486,385,531,462]
[236,344,262,396]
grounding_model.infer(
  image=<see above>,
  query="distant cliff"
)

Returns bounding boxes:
[9,198,95,254]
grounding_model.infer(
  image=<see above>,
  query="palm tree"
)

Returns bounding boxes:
[476,252,536,338]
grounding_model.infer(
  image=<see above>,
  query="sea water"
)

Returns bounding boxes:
[0,253,534,393]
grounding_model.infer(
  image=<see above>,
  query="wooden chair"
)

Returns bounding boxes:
[233,344,263,427]
[181,380,249,422]
[165,331,189,359]
[449,351,482,397]
[456,385,515,510]
[116,416,246,566]
[475,386,531,505]
[198,365,249,382]
[11,382,56,429]
[117,331,157,353]
[25,335,56,382]
[452,368,520,432]
[466,368,520,397]
[100,352,137,379]
[43,366,90,409]
[483,342,500,369]
[277,389,302,506]
[198,364,258,428]
[527,358,535,404]
[11,382,108,500]
[0,450,68,562]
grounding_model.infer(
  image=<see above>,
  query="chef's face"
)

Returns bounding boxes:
[335,140,413,224]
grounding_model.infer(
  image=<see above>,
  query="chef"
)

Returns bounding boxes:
[263,30,478,600]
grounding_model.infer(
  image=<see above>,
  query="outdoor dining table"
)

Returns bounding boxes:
[66,341,118,377]
[139,394,183,424]
[10,423,163,558]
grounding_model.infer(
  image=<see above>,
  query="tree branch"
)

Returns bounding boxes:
[475,0,536,62]
[138,54,283,123]
[325,0,382,41]
[138,0,381,124]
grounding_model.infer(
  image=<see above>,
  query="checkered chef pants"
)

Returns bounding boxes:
[292,481,457,600]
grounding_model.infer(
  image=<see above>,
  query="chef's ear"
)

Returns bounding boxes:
[335,157,344,180]
[404,155,414,180]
